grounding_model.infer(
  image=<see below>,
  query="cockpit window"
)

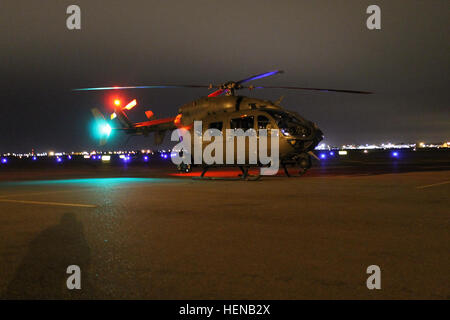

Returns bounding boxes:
[266,110,310,137]
[266,110,302,126]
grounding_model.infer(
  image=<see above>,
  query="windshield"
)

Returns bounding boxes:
[266,110,311,137]
[266,110,303,126]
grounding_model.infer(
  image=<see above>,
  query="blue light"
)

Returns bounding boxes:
[320,153,326,159]
[67,155,72,160]
[32,156,37,161]
[329,151,334,156]
[1,158,7,164]
[56,157,62,163]
[143,156,149,161]
[392,151,399,158]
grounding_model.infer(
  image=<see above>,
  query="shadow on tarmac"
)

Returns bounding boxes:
[2,213,96,299]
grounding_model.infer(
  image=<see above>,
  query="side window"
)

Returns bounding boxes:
[208,121,223,131]
[230,118,240,130]
[257,115,270,129]
[230,116,254,130]
[241,116,254,130]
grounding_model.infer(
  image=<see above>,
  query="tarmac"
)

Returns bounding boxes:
[0,149,448,299]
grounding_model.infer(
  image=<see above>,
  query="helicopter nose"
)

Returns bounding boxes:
[316,128,324,140]
[296,126,324,152]
[311,122,323,140]
[311,127,324,149]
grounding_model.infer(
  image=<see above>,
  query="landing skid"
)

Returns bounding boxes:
[192,166,261,181]
[282,164,308,177]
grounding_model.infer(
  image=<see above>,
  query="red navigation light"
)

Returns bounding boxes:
[114,99,121,106]
[145,110,154,119]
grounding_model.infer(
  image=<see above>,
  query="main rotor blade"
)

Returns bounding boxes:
[73,85,213,91]
[249,86,372,94]
[237,70,284,85]
[208,88,226,97]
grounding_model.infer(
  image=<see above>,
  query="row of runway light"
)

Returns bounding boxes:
[0,150,401,166]
[0,153,171,165]
[318,150,400,159]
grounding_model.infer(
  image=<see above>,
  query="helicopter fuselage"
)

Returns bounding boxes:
[175,95,323,166]
[81,69,368,176]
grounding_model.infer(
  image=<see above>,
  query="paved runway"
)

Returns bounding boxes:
[0,150,449,299]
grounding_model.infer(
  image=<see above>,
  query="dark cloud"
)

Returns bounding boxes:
[0,0,448,152]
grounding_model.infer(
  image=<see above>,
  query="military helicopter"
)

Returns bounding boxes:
[75,70,370,179]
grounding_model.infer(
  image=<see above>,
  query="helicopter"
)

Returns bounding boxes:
[75,70,371,180]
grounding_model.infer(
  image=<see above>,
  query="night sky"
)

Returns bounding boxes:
[1,0,448,153]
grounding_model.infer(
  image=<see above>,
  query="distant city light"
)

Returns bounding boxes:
[315,143,328,150]
[1,140,447,166]
[101,155,111,161]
